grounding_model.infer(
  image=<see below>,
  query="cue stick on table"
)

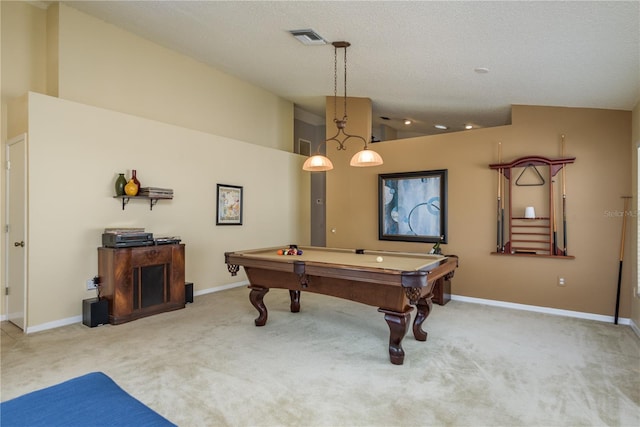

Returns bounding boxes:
[614,196,631,324]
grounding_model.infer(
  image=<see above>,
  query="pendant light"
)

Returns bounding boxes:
[303,41,383,172]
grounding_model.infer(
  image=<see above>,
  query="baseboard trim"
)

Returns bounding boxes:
[26,315,82,334]
[19,281,248,334]
[205,285,634,326]
[629,319,640,338]
[194,280,248,297]
[450,294,631,325]
[16,283,638,335]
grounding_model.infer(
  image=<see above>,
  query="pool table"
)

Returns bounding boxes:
[225,245,458,365]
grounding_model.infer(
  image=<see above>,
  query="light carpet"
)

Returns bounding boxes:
[1,286,639,426]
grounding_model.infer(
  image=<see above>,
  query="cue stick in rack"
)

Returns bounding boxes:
[501,161,505,253]
[551,172,557,256]
[614,196,631,325]
[497,142,502,252]
[561,134,568,256]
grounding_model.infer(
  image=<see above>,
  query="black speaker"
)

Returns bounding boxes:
[82,298,109,327]
[185,282,194,304]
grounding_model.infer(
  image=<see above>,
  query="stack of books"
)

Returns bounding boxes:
[138,187,174,199]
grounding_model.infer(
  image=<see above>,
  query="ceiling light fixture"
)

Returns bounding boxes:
[434,124,448,130]
[303,42,383,172]
[465,124,473,130]
[404,119,412,125]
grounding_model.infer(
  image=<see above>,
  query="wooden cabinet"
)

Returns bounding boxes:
[98,244,185,324]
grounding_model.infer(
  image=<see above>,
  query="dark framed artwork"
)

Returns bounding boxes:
[379,170,447,243]
[216,184,243,225]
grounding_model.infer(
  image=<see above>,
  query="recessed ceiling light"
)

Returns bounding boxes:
[474,67,490,74]
[434,124,448,130]
[404,119,411,125]
[380,116,390,120]
[465,124,473,130]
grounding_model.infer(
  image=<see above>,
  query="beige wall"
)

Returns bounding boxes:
[1,2,48,308]
[1,2,637,329]
[327,105,632,317]
[0,1,292,149]
[45,2,59,97]
[0,1,47,102]
[629,98,638,387]
[0,2,304,328]
[56,3,292,152]
[24,92,309,329]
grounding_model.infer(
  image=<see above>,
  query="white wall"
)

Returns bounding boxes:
[25,92,309,329]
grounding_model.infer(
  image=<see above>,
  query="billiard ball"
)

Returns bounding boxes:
[376,256,384,263]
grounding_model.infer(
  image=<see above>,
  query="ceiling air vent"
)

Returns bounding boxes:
[289,29,327,46]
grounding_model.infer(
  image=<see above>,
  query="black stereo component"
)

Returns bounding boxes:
[155,237,182,245]
[102,232,154,248]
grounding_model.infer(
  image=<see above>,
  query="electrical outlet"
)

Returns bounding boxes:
[558,277,566,287]
[86,278,97,290]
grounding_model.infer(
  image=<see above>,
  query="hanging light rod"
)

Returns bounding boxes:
[303,41,383,172]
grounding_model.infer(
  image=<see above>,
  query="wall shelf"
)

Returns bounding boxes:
[114,195,173,210]
[489,155,576,259]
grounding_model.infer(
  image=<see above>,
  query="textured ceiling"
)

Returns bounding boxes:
[60,1,640,137]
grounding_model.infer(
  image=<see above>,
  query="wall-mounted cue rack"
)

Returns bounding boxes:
[489,142,576,259]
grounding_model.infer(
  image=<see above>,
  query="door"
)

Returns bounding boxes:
[6,134,27,330]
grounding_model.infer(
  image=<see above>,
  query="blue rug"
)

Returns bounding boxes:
[0,372,176,427]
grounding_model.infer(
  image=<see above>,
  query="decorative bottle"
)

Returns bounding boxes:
[115,173,127,196]
[131,169,141,189]
[124,178,139,196]
[429,236,444,255]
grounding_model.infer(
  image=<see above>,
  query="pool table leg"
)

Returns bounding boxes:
[249,286,269,326]
[378,308,412,365]
[412,296,433,341]
[289,290,301,313]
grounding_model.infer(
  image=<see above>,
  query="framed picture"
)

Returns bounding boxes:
[378,170,447,243]
[216,184,243,225]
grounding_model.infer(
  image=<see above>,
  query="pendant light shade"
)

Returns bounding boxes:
[302,41,383,172]
[350,148,384,167]
[302,154,334,172]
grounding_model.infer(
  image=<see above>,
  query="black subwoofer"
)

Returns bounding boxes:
[82,298,109,327]
[185,282,194,304]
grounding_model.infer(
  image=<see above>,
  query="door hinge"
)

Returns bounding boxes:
[4,224,8,233]
[5,160,10,170]
[5,287,8,296]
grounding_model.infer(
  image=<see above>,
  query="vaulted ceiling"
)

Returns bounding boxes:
[61,1,639,137]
